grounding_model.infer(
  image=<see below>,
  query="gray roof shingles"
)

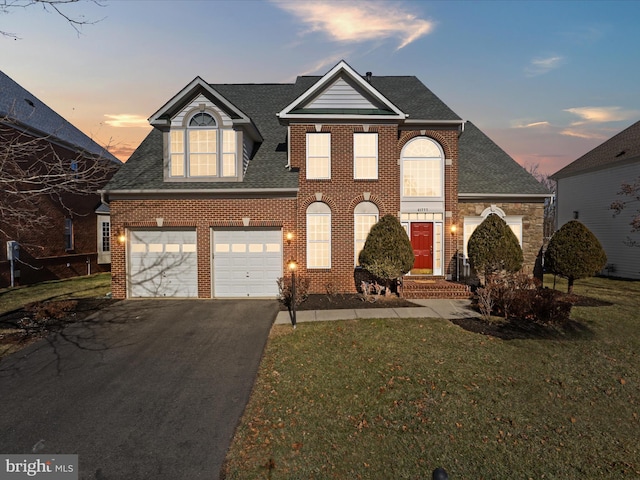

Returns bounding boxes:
[0,70,119,163]
[107,74,544,196]
[552,120,640,179]
[459,122,549,195]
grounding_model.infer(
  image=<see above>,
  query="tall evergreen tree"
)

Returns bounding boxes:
[359,215,414,292]
[545,220,607,294]
[467,213,523,280]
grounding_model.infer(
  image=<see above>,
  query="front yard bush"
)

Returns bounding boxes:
[475,273,571,324]
[468,214,523,282]
[545,220,607,294]
[358,215,414,293]
[276,274,310,309]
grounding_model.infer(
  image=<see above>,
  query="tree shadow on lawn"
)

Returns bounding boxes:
[451,293,613,341]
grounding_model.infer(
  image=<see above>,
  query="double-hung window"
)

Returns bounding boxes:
[307,202,331,268]
[169,112,237,178]
[306,133,330,179]
[354,133,378,180]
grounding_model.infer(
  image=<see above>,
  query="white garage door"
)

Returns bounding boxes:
[213,229,282,298]
[128,230,198,298]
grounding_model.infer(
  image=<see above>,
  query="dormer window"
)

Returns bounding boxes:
[169,111,237,179]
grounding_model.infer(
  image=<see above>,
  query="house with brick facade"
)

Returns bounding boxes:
[103,61,549,299]
[0,70,120,287]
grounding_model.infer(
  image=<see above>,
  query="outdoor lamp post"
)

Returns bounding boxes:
[288,259,297,328]
[450,224,459,282]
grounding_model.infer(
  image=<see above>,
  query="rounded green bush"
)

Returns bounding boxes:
[468,213,523,278]
[545,220,607,293]
[359,214,414,285]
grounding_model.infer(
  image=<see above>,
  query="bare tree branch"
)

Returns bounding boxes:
[611,176,640,243]
[1,0,106,38]
[0,111,119,245]
[525,162,557,241]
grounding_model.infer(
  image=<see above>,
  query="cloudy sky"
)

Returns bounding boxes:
[2,0,639,175]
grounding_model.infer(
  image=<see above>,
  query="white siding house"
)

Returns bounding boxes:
[552,120,640,280]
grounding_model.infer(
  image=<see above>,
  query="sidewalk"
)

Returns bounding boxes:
[274,299,480,325]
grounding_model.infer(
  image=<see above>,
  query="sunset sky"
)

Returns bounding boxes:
[2,0,639,176]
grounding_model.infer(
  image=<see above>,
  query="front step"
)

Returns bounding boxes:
[401,278,472,299]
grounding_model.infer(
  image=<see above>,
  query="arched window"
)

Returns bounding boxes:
[169,111,237,178]
[307,202,331,268]
[401,137,444,198]
[354,202,379,265]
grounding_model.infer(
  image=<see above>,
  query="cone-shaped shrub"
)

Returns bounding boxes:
[468,213,523,279]
[545,220,607,294]
[359,214,414,290]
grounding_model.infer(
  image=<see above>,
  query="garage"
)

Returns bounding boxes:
[213,229,282,298]
[128,229,198,298]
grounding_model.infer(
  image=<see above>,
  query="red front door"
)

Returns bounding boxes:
[410,222,433,273]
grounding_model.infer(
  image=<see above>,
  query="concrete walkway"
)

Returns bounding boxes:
[275,298,480,325]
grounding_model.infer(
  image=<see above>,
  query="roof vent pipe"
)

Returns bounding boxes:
[365,72,372,83]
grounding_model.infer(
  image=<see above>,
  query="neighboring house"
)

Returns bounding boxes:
[0,70,121,287]
[104,61,549,299]
[552,120,640,280]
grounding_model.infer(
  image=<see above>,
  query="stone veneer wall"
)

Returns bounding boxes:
[457,201,545,274]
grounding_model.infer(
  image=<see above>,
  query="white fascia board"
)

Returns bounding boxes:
[459,193,552,200]
[279,113,405,122]
[278,60,406,119]
[148,77,260,140]
[403,119,464,126]
[104,188,298,197]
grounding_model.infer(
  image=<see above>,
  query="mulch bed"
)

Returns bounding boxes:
[451,292,610,340]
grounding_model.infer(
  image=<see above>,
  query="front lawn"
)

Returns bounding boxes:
[0,273,113,359]
[0,273,111,316]
[223,276,640,478]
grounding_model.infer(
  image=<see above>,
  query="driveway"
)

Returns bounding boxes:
[0,299,278,479]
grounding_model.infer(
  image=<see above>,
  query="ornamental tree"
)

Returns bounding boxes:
[544,220,607,294]
[467,213,523,281]
[358,214,414,293]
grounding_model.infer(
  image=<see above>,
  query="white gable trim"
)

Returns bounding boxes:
[148,77,262,142]
[277,60,406,121]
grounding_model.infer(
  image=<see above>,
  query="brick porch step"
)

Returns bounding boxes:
[401,278,472,299]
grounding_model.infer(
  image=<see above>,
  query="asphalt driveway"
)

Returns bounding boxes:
[0,299,278,479]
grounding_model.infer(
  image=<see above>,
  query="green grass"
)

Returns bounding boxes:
[0,273,111,315]
[224,276,640,479]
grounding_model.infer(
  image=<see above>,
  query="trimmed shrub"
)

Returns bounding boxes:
[359,215,414,292]
[468,214,523,281]
[545,220,607,294]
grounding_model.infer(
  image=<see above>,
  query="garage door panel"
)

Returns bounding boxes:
[128,230,198,298]
[213,229,282,298]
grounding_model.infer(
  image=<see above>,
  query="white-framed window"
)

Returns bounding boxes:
[354,202,379,265]
[101,221,110,253]
[401,137,444,198]
[307,202,331,268]
[169,112,237,178]
[97,215,111,264]
[463,208,523,259]
[306,133,330,179]
[354,133,378,180]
